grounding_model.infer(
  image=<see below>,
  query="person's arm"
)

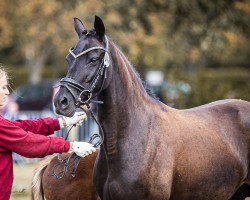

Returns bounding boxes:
[0,113,95,158]
[0,117,70,158]
[11,111,87,136]
[11,117,60,136]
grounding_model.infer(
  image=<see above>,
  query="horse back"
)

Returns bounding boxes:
[185,99,250,136]
[167,99,250,199]
[131,99,250,199]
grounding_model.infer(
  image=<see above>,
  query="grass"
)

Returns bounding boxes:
[10,163,38,200]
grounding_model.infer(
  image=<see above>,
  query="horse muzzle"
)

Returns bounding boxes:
[53,88,77,116]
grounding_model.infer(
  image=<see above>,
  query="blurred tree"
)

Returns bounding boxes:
[166,0,250,72]
[11,0,76,83]
[0,0,249,107]
[0,1,13,48]
[187,67,250,107]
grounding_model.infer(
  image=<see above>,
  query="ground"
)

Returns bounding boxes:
[9,162,250,200]
[10,163,37,200]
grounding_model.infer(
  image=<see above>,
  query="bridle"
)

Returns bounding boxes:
[59,35,110,106]
[50,36,110,179]
[58,35,110,146]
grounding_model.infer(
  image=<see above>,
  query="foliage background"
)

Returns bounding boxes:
[0,0,249,108]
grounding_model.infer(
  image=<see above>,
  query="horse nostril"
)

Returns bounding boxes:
[60,97,68,107]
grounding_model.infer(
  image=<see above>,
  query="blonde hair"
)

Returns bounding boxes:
[0,65,8,79]
[0,64,11,89]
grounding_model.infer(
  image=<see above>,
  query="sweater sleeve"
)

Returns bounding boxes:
[11,117,61,136]
[0,117,70,158]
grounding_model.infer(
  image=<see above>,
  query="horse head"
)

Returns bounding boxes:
[54,16,112,116]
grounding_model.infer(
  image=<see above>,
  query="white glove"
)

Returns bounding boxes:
[59,111,87,128]
[71,141,96,157]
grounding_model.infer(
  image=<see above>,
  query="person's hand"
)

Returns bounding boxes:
[71,141,96,157]
[59,111,87,128]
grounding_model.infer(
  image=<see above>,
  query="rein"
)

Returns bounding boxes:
[48,124,101,180]
[49,36,109,179]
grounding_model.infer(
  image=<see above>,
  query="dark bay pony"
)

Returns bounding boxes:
[53,16,250,200]
[31,151,99,200]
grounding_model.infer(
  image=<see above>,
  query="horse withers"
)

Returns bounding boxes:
[32,151,99,200]
[53,16,250,200]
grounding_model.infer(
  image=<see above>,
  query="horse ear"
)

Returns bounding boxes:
[74,17,86,38]
[94,16,105,40]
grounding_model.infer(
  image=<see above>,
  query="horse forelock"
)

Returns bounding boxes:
[109,40,158,100]
[78,28,96,41]
[86,28,96,36]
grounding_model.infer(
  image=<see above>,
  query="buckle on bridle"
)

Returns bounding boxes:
[78,90,92,104]
[89,133,102,147]
[103,52,110,68]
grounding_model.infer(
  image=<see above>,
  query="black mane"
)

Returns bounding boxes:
[142,80,159,100]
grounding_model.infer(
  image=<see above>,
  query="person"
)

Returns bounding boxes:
[0,66,96,200]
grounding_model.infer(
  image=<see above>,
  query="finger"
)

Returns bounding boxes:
[75,120,84,125]
[77,112,86,116]
[80,115,87,120]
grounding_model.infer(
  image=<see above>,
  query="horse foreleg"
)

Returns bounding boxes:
[93,145,109,199]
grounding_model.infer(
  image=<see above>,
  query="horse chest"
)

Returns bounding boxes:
[105,178,161,200]
[102,166,172,200]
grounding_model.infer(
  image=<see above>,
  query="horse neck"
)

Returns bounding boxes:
[100,41,151,123]
[97,42,154,160]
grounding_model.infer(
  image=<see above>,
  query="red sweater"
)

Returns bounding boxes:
[0,115,70,200]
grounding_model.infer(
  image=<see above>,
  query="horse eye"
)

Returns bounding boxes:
[90,58,98,63]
